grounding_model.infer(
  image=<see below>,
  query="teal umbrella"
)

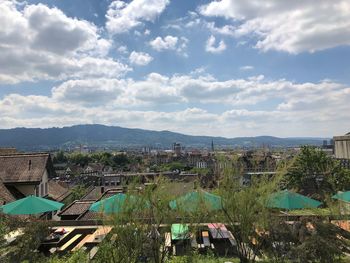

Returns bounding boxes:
[89,193,148,214]
[169,190,222,212]
[332,191,350,202]
[267,190,321,210]
[1,195,64,215]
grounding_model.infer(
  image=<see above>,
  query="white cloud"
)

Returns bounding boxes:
[240,65,254,71]
[0,1,130,84]
[199,0,350,53]
[1,73,350,136]
[129,51,153,66]
[52,79,126,106]
[205,35,226,54]
[149,35,178,51]
[106,0,170,35]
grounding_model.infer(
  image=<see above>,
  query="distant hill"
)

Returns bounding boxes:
[0,124,327,151]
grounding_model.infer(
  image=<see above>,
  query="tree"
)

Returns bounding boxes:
[291,218,350,263]
[3,219,51,262]
[217,156,279,263]
[283,146,350,200]
[95,178,177,263]
[53,151,68,164]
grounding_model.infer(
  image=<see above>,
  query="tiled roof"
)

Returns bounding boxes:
[58,200,94,216]
[81,187,103,201]
[0,153,51,183]
[0,180,15,205]
[77,210,101,221]
[47,180,71,202]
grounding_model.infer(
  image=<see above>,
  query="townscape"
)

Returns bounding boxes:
[1,0,350,262]
[0,132,350,262]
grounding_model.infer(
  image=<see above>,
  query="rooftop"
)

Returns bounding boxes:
[0,153,51,183]
[58,200,95,217]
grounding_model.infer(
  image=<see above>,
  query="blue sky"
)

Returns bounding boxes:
[0,0,349,137]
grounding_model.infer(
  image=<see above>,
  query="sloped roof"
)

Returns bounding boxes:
[58,200,94,216]
[347,132,350,135]
[47,180,71,202]
[0,153,50,183]
[0,180,15,205]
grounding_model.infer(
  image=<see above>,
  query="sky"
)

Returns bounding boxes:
[0,0,350,138]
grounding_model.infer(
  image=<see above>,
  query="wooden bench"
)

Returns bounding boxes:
[165,232,172,248]
[202,231,210,247]
[59,234,82,251]
[89,246,99,259]
[72,234,93,251]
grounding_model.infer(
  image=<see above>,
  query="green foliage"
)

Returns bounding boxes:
[53,151,68,164]
[283,146,350,200]
[95,178,177,263]
[292,219,350,263]
[160,162,186,172]
[3,220,51,263]
[216,154,280,263]
[64,185,87,205]
[69,153,91,166]
[44,250,88,263]
[190,167,210,175]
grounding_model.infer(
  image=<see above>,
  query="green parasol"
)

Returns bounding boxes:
[332,191,350,202]
[169,190,222,212]
[89,193,148,214]
[267,190,321,210]
[1,195,64,215]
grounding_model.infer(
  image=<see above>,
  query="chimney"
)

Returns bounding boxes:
[28,160,32,170]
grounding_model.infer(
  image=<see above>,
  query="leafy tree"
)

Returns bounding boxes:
[217,155,280,263]
[64,185,87,205]
[283,146,350,200]
[291,218,350,263]
[68,153,90,166]
[4,220,51,262]
[112,154,130,169]
[95,178,177,263]
[53,151,68,164]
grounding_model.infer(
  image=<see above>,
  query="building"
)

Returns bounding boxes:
[0,153,55,200]
[334,133,350,159]
[173,143,181,156]
[333,133,350,169]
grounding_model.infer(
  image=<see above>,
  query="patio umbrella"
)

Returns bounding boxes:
[267,190,321,210]
[332,191,350,202]
[89,193,148,214]
[169,190,222,212]
[1,195,64,215]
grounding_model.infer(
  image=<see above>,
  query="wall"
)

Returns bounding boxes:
[334,135,350,159]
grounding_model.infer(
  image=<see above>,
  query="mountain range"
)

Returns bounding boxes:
[0,124,328,151]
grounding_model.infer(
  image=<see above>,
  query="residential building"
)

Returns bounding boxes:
[334,132,350,169]
[334,132,350,159]
[0,153,55,199]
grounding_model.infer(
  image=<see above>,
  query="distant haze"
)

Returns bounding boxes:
[0,124,328,151]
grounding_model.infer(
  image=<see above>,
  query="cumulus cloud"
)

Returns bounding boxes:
[129,51,153,66]
[205,35,226,53]
[0,1,129,84]
[149,35,178,51]
[106,0,170,35]
[199,0,350,53]
[1,73,350,136]
[52,79,126,106]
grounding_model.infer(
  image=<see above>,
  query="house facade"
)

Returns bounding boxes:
[0,153,55,201]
